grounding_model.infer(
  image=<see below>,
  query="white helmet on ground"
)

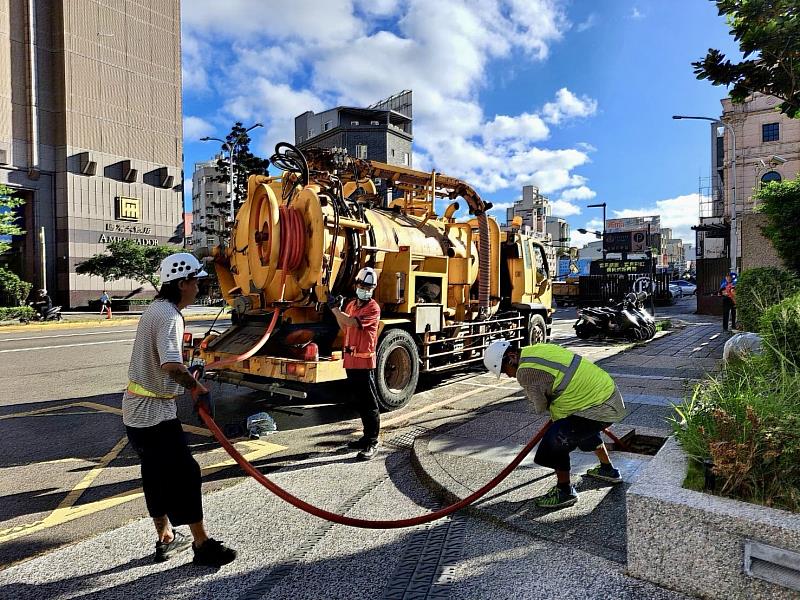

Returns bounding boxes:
[159,252,208,283]
[355,266,377,288]
[484,340,511,379]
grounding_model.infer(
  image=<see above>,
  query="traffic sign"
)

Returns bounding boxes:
[633,276,654,294]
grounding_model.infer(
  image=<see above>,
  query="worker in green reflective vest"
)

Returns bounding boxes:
[484,341,627,509]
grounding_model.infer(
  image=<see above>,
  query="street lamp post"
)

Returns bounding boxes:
[587,202,607,258]
[672,114,737,273]
[200,122,263,221]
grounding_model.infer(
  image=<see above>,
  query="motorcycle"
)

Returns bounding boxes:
[574,291,655,342]
[21,302,63,323]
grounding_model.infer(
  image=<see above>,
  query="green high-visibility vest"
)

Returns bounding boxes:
[517,344,615,421]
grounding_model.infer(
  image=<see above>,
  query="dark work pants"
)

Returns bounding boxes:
[126,419,203,526]
[722,296,737,331]
[534,415,611,473]
[345,369,381,444]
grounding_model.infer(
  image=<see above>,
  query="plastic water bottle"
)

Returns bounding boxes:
[246,412,277,438]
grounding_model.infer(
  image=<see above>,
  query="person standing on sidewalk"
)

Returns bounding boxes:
[484,341,626,509]
[123,252,236,566]
[99,290,112,319]
[328,267,382,460]
[720,272,737,331]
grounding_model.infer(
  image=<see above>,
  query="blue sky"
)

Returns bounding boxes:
[181,0,741,245]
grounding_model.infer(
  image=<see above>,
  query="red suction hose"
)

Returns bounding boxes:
[196,404,552,529]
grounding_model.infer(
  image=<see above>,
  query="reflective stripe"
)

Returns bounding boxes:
[554,354,582,395]
[520,356,567,371]
[520,354,583,396]
[127,381,175,399]
[351,351,375,359]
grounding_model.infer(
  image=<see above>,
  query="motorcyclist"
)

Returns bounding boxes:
[30,289,52,318]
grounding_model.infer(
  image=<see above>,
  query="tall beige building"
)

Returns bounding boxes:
[0,0,182,306]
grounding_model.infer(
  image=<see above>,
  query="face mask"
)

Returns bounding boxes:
[356,288,373,301]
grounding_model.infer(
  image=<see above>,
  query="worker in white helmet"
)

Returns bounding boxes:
[327,266,382,460]
[123,252,236,567]
[484,340,626,509]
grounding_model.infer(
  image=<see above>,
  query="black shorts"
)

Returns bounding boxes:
[126,419,203,526]
[533,415,611,472]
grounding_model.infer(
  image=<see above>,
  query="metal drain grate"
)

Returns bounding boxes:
[744,540,800,592]
[386,426,430,449]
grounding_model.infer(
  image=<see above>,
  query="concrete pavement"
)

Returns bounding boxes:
[0,314,728,599]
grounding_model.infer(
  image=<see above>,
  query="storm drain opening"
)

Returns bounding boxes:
[607,430,667,456]
[744,540,800,592]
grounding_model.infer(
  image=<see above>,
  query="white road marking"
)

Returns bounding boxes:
[0,339,135,353]
[0,329,137,343]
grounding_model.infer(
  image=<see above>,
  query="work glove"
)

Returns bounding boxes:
[191,383,213,416]
[326,294,344,310]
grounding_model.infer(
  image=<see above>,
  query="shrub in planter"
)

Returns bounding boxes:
[759,292,800,369]
[672,356,800,512]
[736,267,800,332]
[0,306,36,321]
[0,267,32,306]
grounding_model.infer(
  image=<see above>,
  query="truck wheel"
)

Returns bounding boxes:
[528,314,547,345]
[375,329,419,412]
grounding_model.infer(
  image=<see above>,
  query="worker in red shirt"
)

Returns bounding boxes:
[327,267,382,460]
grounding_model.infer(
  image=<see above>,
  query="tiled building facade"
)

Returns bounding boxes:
[0,0,183,306]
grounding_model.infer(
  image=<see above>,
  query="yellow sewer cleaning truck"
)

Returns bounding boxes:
[196,144,553,410]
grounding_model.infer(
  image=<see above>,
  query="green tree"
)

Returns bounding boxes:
[754,177,800,273]
[693,0,800,117]
[75,240,177,290]
[0,184,25,255]
[202,122,269,229]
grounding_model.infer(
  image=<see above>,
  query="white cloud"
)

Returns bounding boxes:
[550,199,581,217]
[576,13,597,32]
[183,116,215,141]
[182,0,601,200]
[612,193,700,242]
[559,186,596,201]
[542,88,598,124]
[483,113,549,144]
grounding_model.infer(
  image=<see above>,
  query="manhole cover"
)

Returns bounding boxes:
[386,426,429,449]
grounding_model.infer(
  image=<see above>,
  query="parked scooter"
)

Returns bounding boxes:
[574,291,655,342]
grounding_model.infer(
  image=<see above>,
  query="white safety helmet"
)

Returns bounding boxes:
[355,266,377,288]
[483,340,511,379]
[159,252,208,283]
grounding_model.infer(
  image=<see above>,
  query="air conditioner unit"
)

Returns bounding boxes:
[78,152,96,175]
[121,160,137,182]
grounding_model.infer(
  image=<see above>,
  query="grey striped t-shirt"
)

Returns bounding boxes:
[122,299,185,428]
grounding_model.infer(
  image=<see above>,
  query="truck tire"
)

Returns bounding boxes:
[375,329,419,412]
[528,314,548,345]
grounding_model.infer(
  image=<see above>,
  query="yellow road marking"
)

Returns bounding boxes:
[0,400,212,437]
[0,438,285,544]
[54,437,129,512]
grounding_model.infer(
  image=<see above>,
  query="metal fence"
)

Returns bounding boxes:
[577,273,672,306]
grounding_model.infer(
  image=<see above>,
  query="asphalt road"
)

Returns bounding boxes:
[0,298,695,570]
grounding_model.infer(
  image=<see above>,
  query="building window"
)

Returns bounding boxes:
[356,144,368,159]
[370,120,380,125]
[307,129,314,138]
[324,121,331,131]
[762,122,779,142]
[403,152,409,166]
[761,171,782,184]
[350,121,359,126]
[391,149,395,157]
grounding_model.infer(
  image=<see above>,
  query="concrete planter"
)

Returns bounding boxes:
[627,437,800,599]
